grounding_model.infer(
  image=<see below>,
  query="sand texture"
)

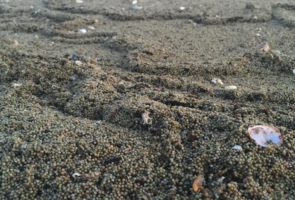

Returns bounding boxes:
[0,0,295,199]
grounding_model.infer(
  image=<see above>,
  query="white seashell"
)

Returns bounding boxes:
[248,125,282,147]
[211,78,224,85]
[88,26,95,30]
[142,111,152,125]
[232,145,243,151]
[179,6,186,11]
[76,0,83,3]
[78,28,87,34]
[292,69,295,75]
[12,83,22,88]
[72,172,81,178]
[259,42,271,52]
[224,85,237,90]
[75,60,83,66]
[132,0,138,5]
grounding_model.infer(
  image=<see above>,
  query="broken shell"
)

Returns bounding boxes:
[75,60,83,66]
[211,78,224,85]
[12,82,22,88]
[192,175,204,193]
[292,69,295,75]
[232,145,243,151]
[179,6,186,11]
[72,172,81,178]
[76,0,83,3]
[259,42,271,53]
[78,28,87,34]
[248,125,282,147]
[142,111,152,125]
[88,26,95,30]
[224,85,237,90]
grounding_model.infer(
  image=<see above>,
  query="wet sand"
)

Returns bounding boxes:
[0,0,295,199]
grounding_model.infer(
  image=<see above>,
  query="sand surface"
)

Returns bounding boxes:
[0,0,295,199]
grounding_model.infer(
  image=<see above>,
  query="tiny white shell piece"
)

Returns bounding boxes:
[79,28,87,34]
[248,125,282,147]
[224,85,237,90]
[232,145,243,151]
[88,26,95,30]
[179,6,186,11]
[211,78,224,85]
[12,83,22,88]
[259,42,271,52]
[292,69,295,75]
[75,60,83,66]
[132,0,138,5]
[72,172,81,178]
[76,0,83,3]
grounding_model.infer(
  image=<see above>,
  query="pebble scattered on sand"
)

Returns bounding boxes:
[293,69,295,75]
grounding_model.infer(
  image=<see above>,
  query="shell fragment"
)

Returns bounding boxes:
[248,125,282,147]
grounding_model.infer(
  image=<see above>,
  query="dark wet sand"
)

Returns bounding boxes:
[0,0,295,199]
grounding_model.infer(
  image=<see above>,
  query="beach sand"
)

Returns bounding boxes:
[0,0,295,199]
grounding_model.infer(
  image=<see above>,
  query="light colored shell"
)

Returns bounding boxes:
[192,175,204,192]
[211,78,224,85]
[232,145,243,151]
[248,125,282,147]
[259,42,271,52]
[76,0,83,3]
[142,111,152,125]
[224,85,237,90]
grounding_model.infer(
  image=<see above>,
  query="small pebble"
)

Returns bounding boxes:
[70,74,78,81]
[232,145,243,151]
[69,52,78,61]
[79,28,87,34]
[292,69,295,75]
[224,85,237,90]
[76,0,83,3]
